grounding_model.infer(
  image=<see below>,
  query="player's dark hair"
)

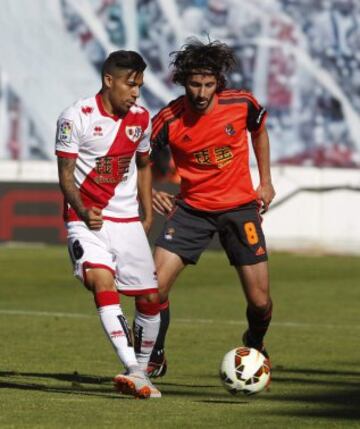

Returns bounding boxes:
[170,39,236,91]
[101,50,147,81]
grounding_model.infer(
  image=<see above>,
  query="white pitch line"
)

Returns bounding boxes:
[0,309,93,319]
[0,308,359,330]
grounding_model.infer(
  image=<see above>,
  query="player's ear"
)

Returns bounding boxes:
[103,73,113,89]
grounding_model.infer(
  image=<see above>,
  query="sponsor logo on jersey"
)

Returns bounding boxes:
[125,125,143,142]
[58,119,73,143]
[93,126,103,136]
[225,123,236,136]
[81,106,94,115]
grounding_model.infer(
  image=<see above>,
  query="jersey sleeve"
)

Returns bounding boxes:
[136,112,151,155]
[150,117,169,150]
[150,116,171,177]
[246,94,267,134]
[55,106,81,158]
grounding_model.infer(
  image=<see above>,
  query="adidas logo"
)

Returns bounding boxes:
[255,246,266,256]
[182,134,191,142]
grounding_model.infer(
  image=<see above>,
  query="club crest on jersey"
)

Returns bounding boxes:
[125,126,142,143]
[58,119,73,143]
[225,123,236,136]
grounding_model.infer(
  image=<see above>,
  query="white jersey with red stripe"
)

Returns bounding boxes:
[55,94,151,222]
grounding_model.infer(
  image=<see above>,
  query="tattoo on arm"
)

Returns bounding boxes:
[57,157,87,219]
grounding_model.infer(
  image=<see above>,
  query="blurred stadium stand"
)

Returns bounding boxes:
[0,0,359,253]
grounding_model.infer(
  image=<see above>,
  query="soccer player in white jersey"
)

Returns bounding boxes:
[56,50,161,399]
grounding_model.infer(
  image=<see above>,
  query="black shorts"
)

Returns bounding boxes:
[155,201,268,266]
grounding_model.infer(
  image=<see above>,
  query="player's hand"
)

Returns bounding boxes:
[83,206,103,230]
[256,183,275,214]
[142,216,153,235]
[152,190,175,215]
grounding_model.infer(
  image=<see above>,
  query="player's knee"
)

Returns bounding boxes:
[85,268,115,293]
[135,293,160,315]
[157,278,171,297]
[136,292,159,304]
[249,297,272,314]
[158,288,169,304]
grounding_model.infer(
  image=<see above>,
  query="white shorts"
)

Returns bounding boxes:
[66,221,158,296]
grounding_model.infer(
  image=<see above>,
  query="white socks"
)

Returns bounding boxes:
[97,303,139,371]
[133,310,160,371]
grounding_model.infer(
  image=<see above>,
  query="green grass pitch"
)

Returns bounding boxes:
[0,246,360,428]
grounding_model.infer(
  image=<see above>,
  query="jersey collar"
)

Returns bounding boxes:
[95,93,121,121]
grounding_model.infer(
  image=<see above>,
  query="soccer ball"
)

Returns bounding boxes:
[219,347,271,396]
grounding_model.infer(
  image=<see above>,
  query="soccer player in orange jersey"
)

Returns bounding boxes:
[147,40,275,378]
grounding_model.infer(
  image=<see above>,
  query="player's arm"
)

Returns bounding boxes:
[251,126,275,213]
[136,153,153,234]
[150,120,175,215]
[57,156,103,230]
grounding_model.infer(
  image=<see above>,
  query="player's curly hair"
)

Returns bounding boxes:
[170,39,237,91]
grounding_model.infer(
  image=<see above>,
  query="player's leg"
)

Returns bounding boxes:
[147,247,185,376]
[67,222,153,398]
[133,292,161,371]
[110,221,160,370]
[109,220,163,395]
[86,268,140,372]
[218,202,272,356]
[235,261,273,355]
[148,203,216,377]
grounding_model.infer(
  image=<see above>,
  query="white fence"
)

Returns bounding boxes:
[262,166,360,255]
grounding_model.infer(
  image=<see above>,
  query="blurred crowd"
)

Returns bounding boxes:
[2,0,360,169]
[60,0,360,169]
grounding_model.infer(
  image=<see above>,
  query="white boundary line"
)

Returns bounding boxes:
[0,308,358,330]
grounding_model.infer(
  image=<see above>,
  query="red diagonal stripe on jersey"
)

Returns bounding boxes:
[65,109,149,221]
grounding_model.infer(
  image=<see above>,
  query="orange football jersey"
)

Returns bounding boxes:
[151,89,267,211]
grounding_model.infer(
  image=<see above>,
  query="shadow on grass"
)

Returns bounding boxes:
[266,365,360,420]
[0,370,227,400]
[273,366,360,378]
[199,399,248,405]
[0,370,111,384]
[0,370,125,399]
[267,388,360,420]
[197,366,360,417]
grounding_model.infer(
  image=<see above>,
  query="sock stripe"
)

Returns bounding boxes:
[94,291,119,308]
[136,300,160,316]
[159,300,169,311]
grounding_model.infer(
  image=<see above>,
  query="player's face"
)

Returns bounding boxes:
[105,70,144,115]
[185,74,218,113]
